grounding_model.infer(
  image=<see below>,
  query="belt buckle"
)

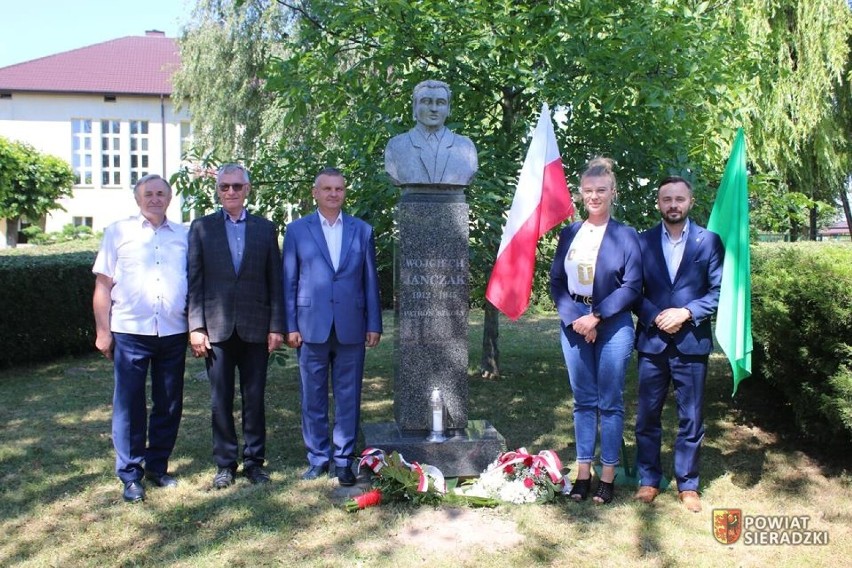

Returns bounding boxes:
[583,296,593,306]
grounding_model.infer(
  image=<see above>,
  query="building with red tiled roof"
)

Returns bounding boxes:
[0,31,190,241]
[819,219,851,240]
[0,32,180,96]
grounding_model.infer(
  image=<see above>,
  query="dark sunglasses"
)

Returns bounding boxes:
[218,183,248,192]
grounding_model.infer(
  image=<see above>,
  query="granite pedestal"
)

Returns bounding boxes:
[362,420,506,477]
[363,186,505,477]
[394,188,470,431]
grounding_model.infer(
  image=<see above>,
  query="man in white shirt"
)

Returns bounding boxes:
[93,174,188,503]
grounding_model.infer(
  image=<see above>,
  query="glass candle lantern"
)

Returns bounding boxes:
[426,387,447,442]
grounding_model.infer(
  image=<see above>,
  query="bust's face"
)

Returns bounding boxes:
[413,86,450,129]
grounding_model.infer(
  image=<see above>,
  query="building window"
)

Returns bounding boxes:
[101,120,121,186]
[72,119,93,185]
[129,120,149,185]
[73,216,93,228]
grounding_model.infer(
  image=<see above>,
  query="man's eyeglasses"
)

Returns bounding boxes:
[218,183,248,192]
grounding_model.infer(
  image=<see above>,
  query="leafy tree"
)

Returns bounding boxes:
[172,0,306,225]
[176,0,852,374]
[0,137,75,248]
[172,0,294,161]
[252,0,749,376]
[835,1,852,241]
[741,0,852,239]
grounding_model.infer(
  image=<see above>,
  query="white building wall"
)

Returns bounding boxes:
[0,92,189,233]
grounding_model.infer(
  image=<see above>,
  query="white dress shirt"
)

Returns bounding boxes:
[662,218,690,283]
[92,215,189,336]
[320,211,343,271]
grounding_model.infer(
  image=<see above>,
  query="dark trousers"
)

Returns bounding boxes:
[112,332,186,483]
[298,328,365,468]
[207,332,269,470]
[635,344,708,491]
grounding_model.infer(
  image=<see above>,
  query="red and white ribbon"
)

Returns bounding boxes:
[417,463,447,494]
[530,449,565,485]
[488,447,534,474]
[357,447,447,494]
[487,447,566,487]
[357,447,386,474]
[398,455,447,495]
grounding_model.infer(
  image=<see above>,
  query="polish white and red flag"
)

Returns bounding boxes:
[485,103,574,320]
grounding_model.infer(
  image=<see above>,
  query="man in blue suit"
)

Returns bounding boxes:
[634,176,724,513]
[283,167,383,486]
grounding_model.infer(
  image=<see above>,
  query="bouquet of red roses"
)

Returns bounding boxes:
[345,448,499,511]
[345,448,446,511]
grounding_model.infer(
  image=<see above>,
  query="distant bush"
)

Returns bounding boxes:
[21,223,98,246]
[0,249,97,367]
[751,242,852,444]
[0,238,99,257]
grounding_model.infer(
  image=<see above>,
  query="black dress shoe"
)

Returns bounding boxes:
[244,465,271,484]
[301,464,329,480]
[123,480,145,503]
[336,465,357,487]
[145,472,178,488]
[213,467,236,489]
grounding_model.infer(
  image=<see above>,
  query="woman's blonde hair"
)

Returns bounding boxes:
[579,156,616,190]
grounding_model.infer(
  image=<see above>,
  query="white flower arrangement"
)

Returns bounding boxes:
[458,448,572,504]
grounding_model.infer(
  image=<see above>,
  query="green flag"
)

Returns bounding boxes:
[707,128,753,395]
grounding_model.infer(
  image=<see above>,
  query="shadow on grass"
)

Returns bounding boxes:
[1,310,848,566]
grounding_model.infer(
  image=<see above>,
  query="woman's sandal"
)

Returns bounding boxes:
[569,477,591,501]
[593,477,616,504]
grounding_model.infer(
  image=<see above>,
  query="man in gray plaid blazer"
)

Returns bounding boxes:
[187,163,285,488]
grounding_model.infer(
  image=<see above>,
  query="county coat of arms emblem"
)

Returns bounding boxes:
[713,509,742,544]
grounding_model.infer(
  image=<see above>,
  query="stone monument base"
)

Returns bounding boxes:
[362,419,506,477]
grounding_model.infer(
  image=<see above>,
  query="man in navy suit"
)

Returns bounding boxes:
[634,176,724,512]
[283,167,383,486]
[188,163,285,488]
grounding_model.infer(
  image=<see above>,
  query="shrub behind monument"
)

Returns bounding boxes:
[752,242,852,444]
[0,250,96,367]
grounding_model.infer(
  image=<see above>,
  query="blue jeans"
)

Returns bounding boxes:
[112,332,187,482]
[560,308,634,466]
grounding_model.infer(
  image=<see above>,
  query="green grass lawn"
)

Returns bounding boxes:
[1,311,849,567]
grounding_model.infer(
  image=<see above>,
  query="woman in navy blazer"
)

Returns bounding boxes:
[550,157,642,504]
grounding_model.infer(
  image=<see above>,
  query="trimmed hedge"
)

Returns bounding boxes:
[0,249,97,367]
[751,242,852,444]
[3,239,851,449]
